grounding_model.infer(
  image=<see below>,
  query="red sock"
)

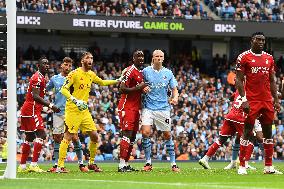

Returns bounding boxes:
[125,143,134,162]
[263,138,273,166]
[120,136,130,160]
[245,142,254,161]
[20,142,31,164]
[239,138,248,167]
[32,138,43,163]
[206,141,221,157]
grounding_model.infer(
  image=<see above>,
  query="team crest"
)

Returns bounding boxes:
[163,76,167,80]
[252,59,255,63]
[265,59,269,64]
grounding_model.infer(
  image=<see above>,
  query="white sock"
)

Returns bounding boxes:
[231,160,236,164]
[30,162,37,166]
[20,164,26,169]
[146,159,152,165]
[119,159,126,168]
[171,162,176,167]
[203,155,209,161]
[78,160,83,165]
[245,161,248,168]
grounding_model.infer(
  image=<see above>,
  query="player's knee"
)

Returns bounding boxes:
[25,132,36,142]
[89,131,98,142]
[122,130,133,139]
[35,129,46,140]
[141,126,151,137]
[54,134,63,143]
[219,136,228,145]
[163,131,171,140]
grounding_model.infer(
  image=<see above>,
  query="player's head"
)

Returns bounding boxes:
[133,50,144,67]
[80,52,93,71]
[251,32,265,52]
[38,56,49,74]
[152,49,164,66]
[61,57,73,75]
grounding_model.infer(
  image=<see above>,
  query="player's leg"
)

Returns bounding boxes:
[72,135,88,172]
[125,130,139,171]
[200,120,233,169]
[27,129,46,172]
[85,130,102,172]
[260,102,282,174]
[118,130,133,172]
[141,109,154,171]
[224,135,239,169]
[18,131,35,172]
[81,112,102,172]
[163,131,180,172]
[255,131,264,159]
[49,114,64,172]
[57,111,81,173]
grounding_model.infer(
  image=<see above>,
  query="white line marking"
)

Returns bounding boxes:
[17,178,277,189]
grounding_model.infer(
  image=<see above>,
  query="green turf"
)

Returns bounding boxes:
[0,162,283,189]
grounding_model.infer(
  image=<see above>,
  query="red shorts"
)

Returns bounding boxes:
[119,109,140,132]
[246,101,274,125]
[219,120,244,138]
[20,113,44,132]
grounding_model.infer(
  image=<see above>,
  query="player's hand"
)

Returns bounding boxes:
[274,100,281,112]
[136,82,147,90]
[170,96,178,105]
[70,96,88,111]
[242,101,250,114]
[52,105,61,113]
[143,86,151,93]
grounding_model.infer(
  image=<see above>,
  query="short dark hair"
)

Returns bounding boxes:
[80,51,92,60]
[251,32,265,38]
[63,57,73,64]
[38,56,48,64]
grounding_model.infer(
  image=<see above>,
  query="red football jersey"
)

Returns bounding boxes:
[236,50,274,102]
[225,91,246,124]
[118,65,143,111]
[21,71,46,116]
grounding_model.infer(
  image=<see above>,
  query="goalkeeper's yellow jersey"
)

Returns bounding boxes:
[61,68,117,112]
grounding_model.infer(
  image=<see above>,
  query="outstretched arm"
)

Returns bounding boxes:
[235,70,250,114]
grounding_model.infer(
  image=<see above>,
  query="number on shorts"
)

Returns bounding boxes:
[165,119,170,124]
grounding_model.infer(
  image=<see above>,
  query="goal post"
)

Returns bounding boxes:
[3,0,17,179]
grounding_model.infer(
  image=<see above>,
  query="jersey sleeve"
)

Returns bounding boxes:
[169,71,178,89]
[46,77,54,91]
[122,67,133,86]
[236,53,246,73]
[92,72,118,86]
[61,71,75,99]
[30,75,42,89]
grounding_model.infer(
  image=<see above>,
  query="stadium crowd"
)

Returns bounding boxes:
[1,45,284,163]
[0,0,279,21]
[206,0,284,21]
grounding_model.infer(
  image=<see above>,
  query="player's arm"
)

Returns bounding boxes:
[235,55,250,114]
[119,82,147,94]
[32,87,60,113]
[269,72,280,111]
[92,74,118,86]
[169,71,179,105]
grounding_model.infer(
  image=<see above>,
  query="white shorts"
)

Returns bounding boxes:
[254,119,262,132]
[141,109,171,131]
[52,114,65,134]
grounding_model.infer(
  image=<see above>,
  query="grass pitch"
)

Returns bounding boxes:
[0,161,283,189]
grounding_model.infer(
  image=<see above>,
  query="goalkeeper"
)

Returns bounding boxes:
[57,52,120,173]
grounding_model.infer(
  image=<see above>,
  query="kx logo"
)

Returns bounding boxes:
[17,16,41,25]
[214,24,236,33]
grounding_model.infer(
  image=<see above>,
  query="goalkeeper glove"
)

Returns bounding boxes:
[70,96,88,111]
